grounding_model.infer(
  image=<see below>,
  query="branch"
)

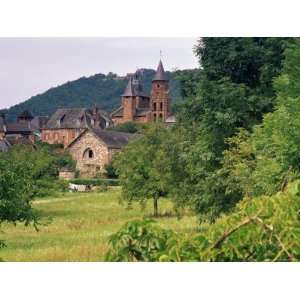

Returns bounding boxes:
[213,216,255,249]
[254,217,296,262]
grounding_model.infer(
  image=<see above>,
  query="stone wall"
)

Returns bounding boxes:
[68,131,111,178]
[150,81,170,121]
[59,170,75,180]
[41,128,84,147]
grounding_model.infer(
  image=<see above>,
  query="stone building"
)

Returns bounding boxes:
[0,111,42,144]
[41,107,111,147]
[111,60,174,125]
[67,128,137,177]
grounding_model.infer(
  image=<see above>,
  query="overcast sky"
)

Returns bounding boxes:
[0,38,198,109]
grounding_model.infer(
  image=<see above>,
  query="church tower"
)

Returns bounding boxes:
[150,60,170,121]
[122,76,136,122]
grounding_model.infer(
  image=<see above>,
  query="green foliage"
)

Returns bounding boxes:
[69,178,119,186]
[166,37,293,220]
[0,143,75,198]
[107,182,300,261]
[0,158,38,225]
[5,69,182,121]
[223,38,300,200]
[108,122,145,134]
[113,123,171,217]
[104,164,118,179]
[106,219,174,262]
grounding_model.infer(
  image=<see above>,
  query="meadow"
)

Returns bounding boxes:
[0,187,198,262]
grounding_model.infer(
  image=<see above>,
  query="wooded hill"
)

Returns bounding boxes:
[4,69,182,121]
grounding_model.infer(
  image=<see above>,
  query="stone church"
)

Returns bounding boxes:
[67,129,138,177]
[111,60,175,125]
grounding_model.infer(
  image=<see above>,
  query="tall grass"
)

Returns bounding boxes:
[0,188,198,261]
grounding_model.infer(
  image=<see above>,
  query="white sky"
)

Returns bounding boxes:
[0,38,198,109]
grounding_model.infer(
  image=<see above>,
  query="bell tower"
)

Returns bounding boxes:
[122,76,136,122]
[150,60,170,122]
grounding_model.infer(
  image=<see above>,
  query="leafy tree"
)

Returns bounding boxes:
[113,124,170,217]
[223,38,300,200]
[0,158,37,226]
[168,37,292,220]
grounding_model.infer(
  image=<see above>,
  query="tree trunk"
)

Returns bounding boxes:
[153,197,158,217]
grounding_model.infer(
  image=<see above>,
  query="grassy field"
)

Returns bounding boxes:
[0,188,198,262]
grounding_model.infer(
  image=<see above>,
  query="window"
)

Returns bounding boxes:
[153,113,156,120]
[159,113,163,120]
[83,148,94,159]
[160,102,163,110]
[153,103,157,111]
[58,114,66,126]
[157,84,160,88]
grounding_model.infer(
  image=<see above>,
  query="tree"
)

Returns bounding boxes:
[0,155,38,229]
[113,124,170,217]
[223,38,300,199]
[168,37,292,220]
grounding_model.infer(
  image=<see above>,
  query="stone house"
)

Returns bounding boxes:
[111,60,174,125]
[67,128,137,178]
[41,107,111,147]
[0,111,43,144]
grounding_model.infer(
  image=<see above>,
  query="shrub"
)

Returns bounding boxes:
[69,178,119,186]
[106,181,300,262]
[104,164,118,179]
[106,219,174,262]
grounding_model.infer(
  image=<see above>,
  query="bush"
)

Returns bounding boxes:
[104,164,118,179]
[106,181,300,262]
[33,179,69,198]
[106,219,174,262]
[70,178,119,186]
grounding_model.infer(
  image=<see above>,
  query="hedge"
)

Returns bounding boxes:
[69,178,119,186]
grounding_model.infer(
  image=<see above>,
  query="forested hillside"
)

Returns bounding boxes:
[5,69,182,121]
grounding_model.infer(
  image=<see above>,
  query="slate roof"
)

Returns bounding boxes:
[0,139,11,152]
[67,128,139,150]
[18,110,34,120]
[44,108,110,130]
[92,129,138,148]
[122,71,149,98]
[30,116,49,131]
[6,122,32,133]
[153,60,168,81]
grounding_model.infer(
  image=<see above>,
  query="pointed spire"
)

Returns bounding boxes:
[122,76,135,96]
[153,60,168,81]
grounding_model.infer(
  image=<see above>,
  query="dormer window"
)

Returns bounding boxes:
[57,114,66,126]
[76,115,85,126]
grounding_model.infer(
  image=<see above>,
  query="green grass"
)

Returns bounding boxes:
[0,188,198,261]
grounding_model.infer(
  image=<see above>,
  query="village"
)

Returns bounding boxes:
[0,59,175,179]
[2,37,300,265]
